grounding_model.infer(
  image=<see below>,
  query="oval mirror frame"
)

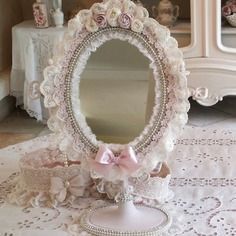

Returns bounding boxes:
[41,0,190,174]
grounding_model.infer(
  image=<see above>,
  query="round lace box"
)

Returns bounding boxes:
[18,148,84,192]
[80,203,172,236]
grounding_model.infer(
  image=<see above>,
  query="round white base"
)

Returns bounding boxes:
[80,201,172,235]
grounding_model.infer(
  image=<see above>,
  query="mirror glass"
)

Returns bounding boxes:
[79,39,154,144]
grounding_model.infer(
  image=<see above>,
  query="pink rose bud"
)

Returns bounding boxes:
[94,14,107,28]
[118,13,131,29]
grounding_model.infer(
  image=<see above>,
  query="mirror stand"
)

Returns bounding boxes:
[80,180,172,235]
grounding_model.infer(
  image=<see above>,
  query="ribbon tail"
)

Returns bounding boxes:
[119,147,140,174]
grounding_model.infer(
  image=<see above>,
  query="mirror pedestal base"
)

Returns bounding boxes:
[80,201,172,235]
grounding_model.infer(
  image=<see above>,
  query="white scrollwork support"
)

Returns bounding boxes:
[188,87,224,106]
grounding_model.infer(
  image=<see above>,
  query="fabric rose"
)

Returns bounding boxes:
[68,18,83,36]
[76,9,91,24]
[123,0,136,15]
[134,6,149,20]
[118,13,132,29]
[226,0,236,5]
[91,2,107,15]
[106,7,121,27]
[104,0,122,9]
[131,18,144,33]
[94,14,107,28]
[85,18,99,32]
[222,5,232,16]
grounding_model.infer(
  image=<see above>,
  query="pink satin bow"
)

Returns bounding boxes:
[50,175,86,202]
[91,145,140,176]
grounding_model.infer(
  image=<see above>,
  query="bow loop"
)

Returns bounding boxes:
[90,145,140,179]
[95,145,114,164]
[50,175,86,203]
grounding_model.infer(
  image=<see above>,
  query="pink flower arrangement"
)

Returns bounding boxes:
[222,0,236,17]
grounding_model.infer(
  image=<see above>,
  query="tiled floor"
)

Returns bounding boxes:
[0,96,236,148]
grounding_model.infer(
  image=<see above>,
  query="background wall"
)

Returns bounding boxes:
[19,0,191,20]
[0,0,192,72]
[0,0,23,71]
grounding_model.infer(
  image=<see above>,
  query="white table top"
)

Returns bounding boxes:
[0,126,235,235]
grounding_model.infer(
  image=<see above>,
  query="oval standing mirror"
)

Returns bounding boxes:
[41,0,190,234]
[79,39,150,144]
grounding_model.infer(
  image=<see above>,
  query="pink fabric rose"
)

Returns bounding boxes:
[222,5,232,16]
[118,13,131,29]
[230,4,236,13]
[94,14,107,28]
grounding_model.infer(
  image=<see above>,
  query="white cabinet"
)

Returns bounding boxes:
[171,0,236,106]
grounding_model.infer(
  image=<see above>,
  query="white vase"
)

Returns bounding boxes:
[51,8,64,28]
[53,0,62,10]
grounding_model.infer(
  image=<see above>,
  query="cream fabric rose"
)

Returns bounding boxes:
[131,18,144,33]
[135,6,149,20]
[106,7,121,27]
[123,0,136,15]
[91,2,107,15]
[156,26,170,43]
[85,18,99,32]
[104,0,122,9]
[68,18,82,36]
[76,9,91,24]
